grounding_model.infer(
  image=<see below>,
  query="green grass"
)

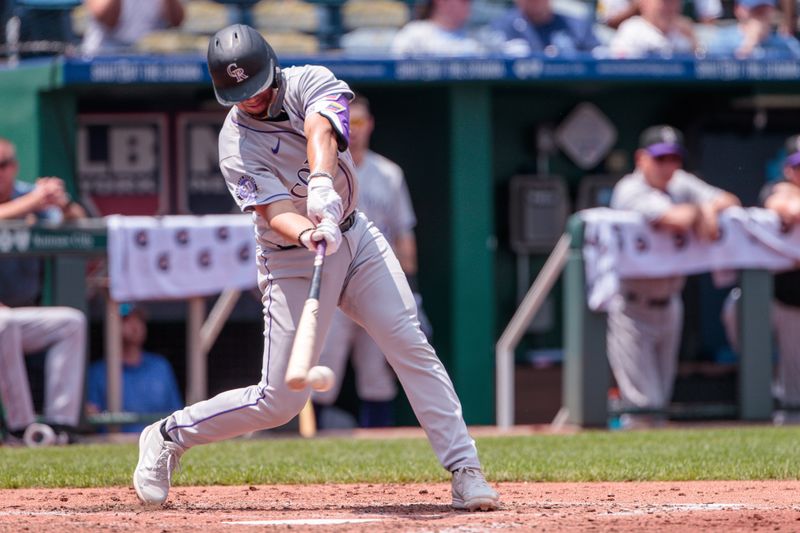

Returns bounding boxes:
[1,427,799,489]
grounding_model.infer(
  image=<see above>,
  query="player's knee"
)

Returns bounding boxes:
[269,392,309,426]
[57,307,87,333]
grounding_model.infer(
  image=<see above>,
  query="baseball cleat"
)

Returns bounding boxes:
[451,467,500,511]
[133,420,184,505]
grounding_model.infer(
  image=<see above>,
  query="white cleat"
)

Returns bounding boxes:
[133,420,184,505]
[451,467,500,511]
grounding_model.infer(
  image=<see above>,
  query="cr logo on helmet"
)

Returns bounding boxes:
[227,63,248,83]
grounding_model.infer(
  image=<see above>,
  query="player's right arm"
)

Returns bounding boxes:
[256,200,314,245]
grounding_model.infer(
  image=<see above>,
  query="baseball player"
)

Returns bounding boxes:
[723,134,800,423]
[0,137,88,445]
[607,125,739,429]
[313,93,425,429]
[133,24,499,512]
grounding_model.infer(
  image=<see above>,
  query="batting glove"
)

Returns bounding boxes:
[306,175,343,224]
[299,218,341,255]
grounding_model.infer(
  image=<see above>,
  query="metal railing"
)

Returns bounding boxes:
[495,233,570,429]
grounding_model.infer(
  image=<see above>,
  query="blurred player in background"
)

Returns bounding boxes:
[0,137,87,445]
[313,94,432,429]
[133,24,499,512]
[607,125,739,429]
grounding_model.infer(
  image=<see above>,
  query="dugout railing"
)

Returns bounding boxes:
[497,212,776,429]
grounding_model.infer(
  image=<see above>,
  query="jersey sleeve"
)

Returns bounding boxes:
[611,176,673,222]
[299,66,354,152]
[220,152,292,213]
[676,171,726,204]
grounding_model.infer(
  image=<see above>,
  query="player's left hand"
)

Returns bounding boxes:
[307,176,343,223]
[301,218,341,255]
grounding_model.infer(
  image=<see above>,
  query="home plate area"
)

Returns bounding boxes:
[1,481,799,531]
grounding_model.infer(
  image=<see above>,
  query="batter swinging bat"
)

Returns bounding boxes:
[286,240,327,391]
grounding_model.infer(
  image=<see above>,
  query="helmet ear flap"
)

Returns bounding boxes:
[272,66,281,89]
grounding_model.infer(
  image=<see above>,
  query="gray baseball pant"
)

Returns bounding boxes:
[165,213,480,472]
[0,306,87,430]
[607,294,683,410]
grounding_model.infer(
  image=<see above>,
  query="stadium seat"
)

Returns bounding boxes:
[70,4,88,38]
[183,0,231,34]
[253,0,320,34]
[259,29,319,55]
[341,0,409,31]
[136,30,209,54]
[340,26,398,56]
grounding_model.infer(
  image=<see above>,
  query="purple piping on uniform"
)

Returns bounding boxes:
[337,161,355,215]
[166,257,275,435]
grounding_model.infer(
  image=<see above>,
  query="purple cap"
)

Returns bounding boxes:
[639,125,686,158]
[785,134,800,167]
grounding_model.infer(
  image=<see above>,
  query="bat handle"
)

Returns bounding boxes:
[315,240,327,260]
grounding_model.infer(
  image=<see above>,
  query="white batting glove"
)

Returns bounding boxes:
[306,175,343,224]
[299,218,341,255]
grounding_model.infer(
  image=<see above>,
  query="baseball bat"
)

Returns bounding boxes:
[285,240,327,391]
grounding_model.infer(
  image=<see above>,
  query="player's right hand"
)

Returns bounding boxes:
[306,176,343,223]
[302,218,341,256]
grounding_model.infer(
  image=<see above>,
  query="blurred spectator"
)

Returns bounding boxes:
[607,125,740,429]
[0,137,87,445]
[598,0,722,29]
[391,0,486,57]
[609,0,697,57]
[82,0,185,56]
[487,0,600,56]
[86,303,183,433]
[313,94,431,429]
[703,0,800,58]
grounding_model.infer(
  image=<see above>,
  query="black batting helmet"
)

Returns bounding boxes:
[207,24,279,106]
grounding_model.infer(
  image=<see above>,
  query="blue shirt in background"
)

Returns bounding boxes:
[87,351,184,433]
[0,181,62,307]
[490,7,599,55]
[704,25,800,58]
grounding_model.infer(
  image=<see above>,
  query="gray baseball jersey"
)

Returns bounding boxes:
[315,151,416,406]
[607,168,725,415]
[356,150,416,243]
[218,65,358,248]
[162,65,480,472]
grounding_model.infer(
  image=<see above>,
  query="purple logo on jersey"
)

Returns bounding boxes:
[236,175,259,202]
[227,63,248,83]
[271,138,281,154]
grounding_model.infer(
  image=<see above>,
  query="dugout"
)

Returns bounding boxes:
[2,54,800,426]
